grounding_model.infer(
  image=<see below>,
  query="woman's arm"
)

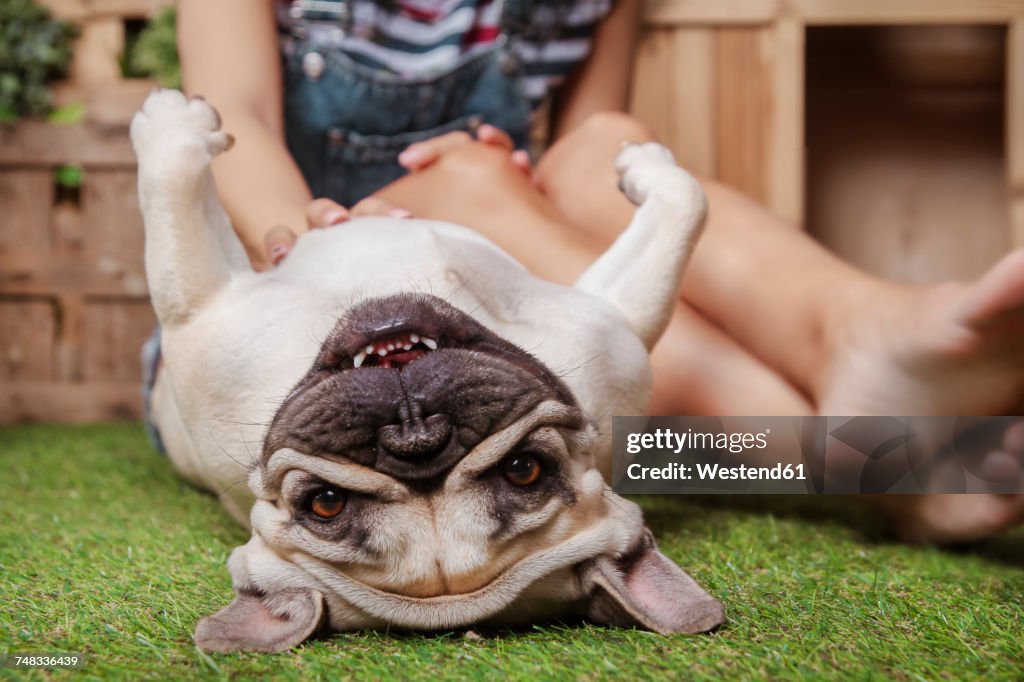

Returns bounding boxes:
[550,0,644,140]
[177,0,316,266]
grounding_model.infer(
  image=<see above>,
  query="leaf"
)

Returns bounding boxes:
[0,0,76,119]
[0,103,18,124]
[55,164,84,189]
[124,7,181,89]
[46,101,85,124]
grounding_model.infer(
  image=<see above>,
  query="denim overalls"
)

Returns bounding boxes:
[282,0,538,206]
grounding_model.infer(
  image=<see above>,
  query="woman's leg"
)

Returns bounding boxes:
[534,112,1024,418]
[531,111,1024,542]
[375,141,812,415]
[650,304,812,415]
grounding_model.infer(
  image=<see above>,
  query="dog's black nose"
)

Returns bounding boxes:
[377,402,452,461]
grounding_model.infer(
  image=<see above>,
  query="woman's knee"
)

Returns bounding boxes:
[536,111,656,186]
[433,140,526,188]
[572,111,655,145]
[378,140,539,216]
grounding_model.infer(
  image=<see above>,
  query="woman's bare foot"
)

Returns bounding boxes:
[819,252,1024,543]
[819,249,1024,543]
[818,249,1024,417]
[880,494,1024,545]
[868,422,1024,544]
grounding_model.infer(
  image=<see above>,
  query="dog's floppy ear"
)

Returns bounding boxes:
[580,534,724,635]
[194,588,326,653]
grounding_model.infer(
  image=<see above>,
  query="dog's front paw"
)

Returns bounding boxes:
[614,142,697,208]
[130,89,234,163]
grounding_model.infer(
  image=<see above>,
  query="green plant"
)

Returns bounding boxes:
[0,0,77,122]
[124,6,180,88]
[55,163,83,189]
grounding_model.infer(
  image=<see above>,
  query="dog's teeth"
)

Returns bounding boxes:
[422,337,438,350]
[403,343,412,351]
[353,350,366,368]
[387,343,395,351]
[410,334,420,343]
[377,348,387,356]
[365,345,374,354]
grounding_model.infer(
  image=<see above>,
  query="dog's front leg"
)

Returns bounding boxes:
[575,143,708,350]
[130,89,248,325]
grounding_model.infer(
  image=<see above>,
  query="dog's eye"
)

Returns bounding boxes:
[501,453,542,486]
[309,487,346,519]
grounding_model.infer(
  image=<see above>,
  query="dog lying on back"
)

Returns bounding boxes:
[131,90,719,652]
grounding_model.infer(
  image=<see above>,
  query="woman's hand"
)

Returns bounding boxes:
[398,124,532,176]
[261,197,412,268]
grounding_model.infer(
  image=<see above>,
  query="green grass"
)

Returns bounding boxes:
[2,424,1022,681]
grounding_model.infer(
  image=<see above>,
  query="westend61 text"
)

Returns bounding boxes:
[626,462,807,481]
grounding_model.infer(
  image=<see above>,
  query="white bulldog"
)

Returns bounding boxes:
[130,90,718,652]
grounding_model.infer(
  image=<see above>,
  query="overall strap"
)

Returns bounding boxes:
[289,0,351,23]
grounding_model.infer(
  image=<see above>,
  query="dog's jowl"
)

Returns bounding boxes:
[130,90,719,652]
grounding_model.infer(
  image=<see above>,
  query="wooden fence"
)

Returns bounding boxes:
[0,0,167,422]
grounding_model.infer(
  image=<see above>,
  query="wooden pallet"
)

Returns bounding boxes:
[0,122,152,422]
[1,1,169,423]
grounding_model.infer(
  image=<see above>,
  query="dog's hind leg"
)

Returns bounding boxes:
[574,143,708,351]
[130,89,248,326]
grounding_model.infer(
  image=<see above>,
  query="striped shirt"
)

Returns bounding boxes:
[278,0,613,105]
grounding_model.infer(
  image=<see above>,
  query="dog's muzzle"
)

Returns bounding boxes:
[262,294,579,482]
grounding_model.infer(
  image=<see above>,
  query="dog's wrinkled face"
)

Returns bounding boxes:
[195,294,723,652]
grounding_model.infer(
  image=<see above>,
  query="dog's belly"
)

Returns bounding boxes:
[276,217,527,303]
